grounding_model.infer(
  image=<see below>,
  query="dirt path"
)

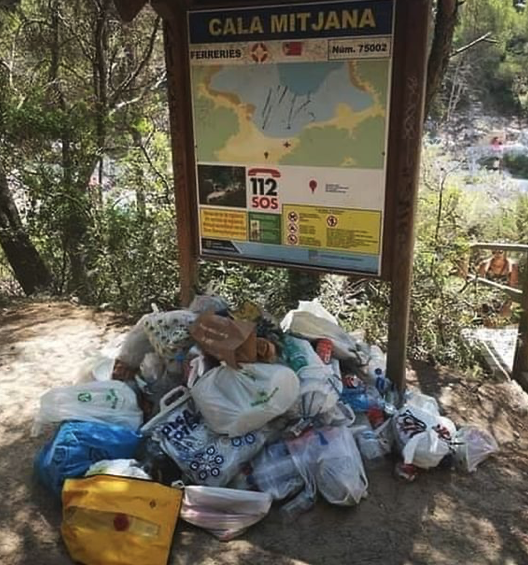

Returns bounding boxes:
[1,301,528,565]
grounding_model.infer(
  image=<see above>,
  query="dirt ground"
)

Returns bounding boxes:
[1,301,528,565]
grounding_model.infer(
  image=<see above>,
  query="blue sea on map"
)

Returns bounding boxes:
[209,62,373,138]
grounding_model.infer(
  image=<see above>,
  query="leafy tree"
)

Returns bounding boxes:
[0,0,166,298]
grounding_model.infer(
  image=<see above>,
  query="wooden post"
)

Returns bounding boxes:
[386,0,432,391]
[163,9,198,306]
[512,269,528,390]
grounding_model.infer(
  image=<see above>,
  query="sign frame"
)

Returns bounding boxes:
[162,0,432,389]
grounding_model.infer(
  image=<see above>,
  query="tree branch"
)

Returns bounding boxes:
[109,16,161,108]
[450,32,497,58]
[109,71,166,114]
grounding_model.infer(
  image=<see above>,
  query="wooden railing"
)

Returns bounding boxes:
[469,242,528,388]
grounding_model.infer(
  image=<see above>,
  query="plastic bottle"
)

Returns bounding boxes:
[362,345,395,396]
[280,488,315,518]
[357,429,385,465]
[281,335,309,372]
[340,384,385,413]
[368,345,386,374]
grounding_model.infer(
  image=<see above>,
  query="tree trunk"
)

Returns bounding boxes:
[0,162,53,294]
[93,0,111,208]
[425,0,459,119]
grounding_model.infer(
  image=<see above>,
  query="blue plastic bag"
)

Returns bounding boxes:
[35,420,142,497]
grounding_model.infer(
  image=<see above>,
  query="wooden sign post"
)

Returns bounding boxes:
[118,0,432,391]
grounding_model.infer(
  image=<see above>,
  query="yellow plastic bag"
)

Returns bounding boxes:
[62,475,182,565]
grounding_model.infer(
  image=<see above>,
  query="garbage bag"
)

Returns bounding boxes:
[144,388,269,487]
[286,426,368,506]
[189,294,229,314]
[190,312,257,368]
[32,380,143,436]
[454,426,499,472]
[62,475,182,565]
[76,355,115,383]
[283,336,342,422]
[393,398,456,469]
[231,441,304,500]
[181,486,272,541]
[190,362,300,437]
[143,310,197,360]
[117,314,155,369]
[281,299,360,360]
[35,421,141,497]
[85,459,152,481]
[405,391,440,414]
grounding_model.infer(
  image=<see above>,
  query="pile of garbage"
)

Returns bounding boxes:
[32,297,499,565]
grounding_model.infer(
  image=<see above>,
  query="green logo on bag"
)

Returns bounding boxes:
[251,387,279,407]
[106,388,118,409]
[78,392,92,403]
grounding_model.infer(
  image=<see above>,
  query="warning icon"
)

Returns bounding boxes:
[287,234,299,245]
[326,215,338,228]
[288,211,299,223]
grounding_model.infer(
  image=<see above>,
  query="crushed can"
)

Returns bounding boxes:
[315,338,333,364]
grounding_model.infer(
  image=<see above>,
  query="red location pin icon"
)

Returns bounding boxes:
[309,180,317,194]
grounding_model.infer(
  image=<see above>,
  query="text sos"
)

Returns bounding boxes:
[249,170,279,210]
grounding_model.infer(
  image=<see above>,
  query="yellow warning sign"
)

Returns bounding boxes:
[282,205,381,254]
[200,208,248,241]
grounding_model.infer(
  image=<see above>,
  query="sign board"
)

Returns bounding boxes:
[188,0,395,276]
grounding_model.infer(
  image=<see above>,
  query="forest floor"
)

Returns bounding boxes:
[1,301,528,565]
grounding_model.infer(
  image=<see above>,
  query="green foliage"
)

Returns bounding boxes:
[449,0,528,115]
[503,153,528,178]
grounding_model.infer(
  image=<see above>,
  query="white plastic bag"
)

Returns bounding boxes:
[281,299,360,360]
[406,391,440,414]
[32,381,143,436]
[145,388,269,487]
[117,314,155,369]
[286,426,368,506]
[181,486,272,541]
[454,426,499,472]
[85,459,152,480]
[190,363,300,437]
[75,355,115,383]
[393,399,456,469]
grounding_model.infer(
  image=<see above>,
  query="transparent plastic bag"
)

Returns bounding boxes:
[181,486,272,541]
[230,441,304,501]
[286,426,368,507]
[454,426,499,472]
[32,380,143,436]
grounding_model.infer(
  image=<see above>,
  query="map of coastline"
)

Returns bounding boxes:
[191,59,390,169]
